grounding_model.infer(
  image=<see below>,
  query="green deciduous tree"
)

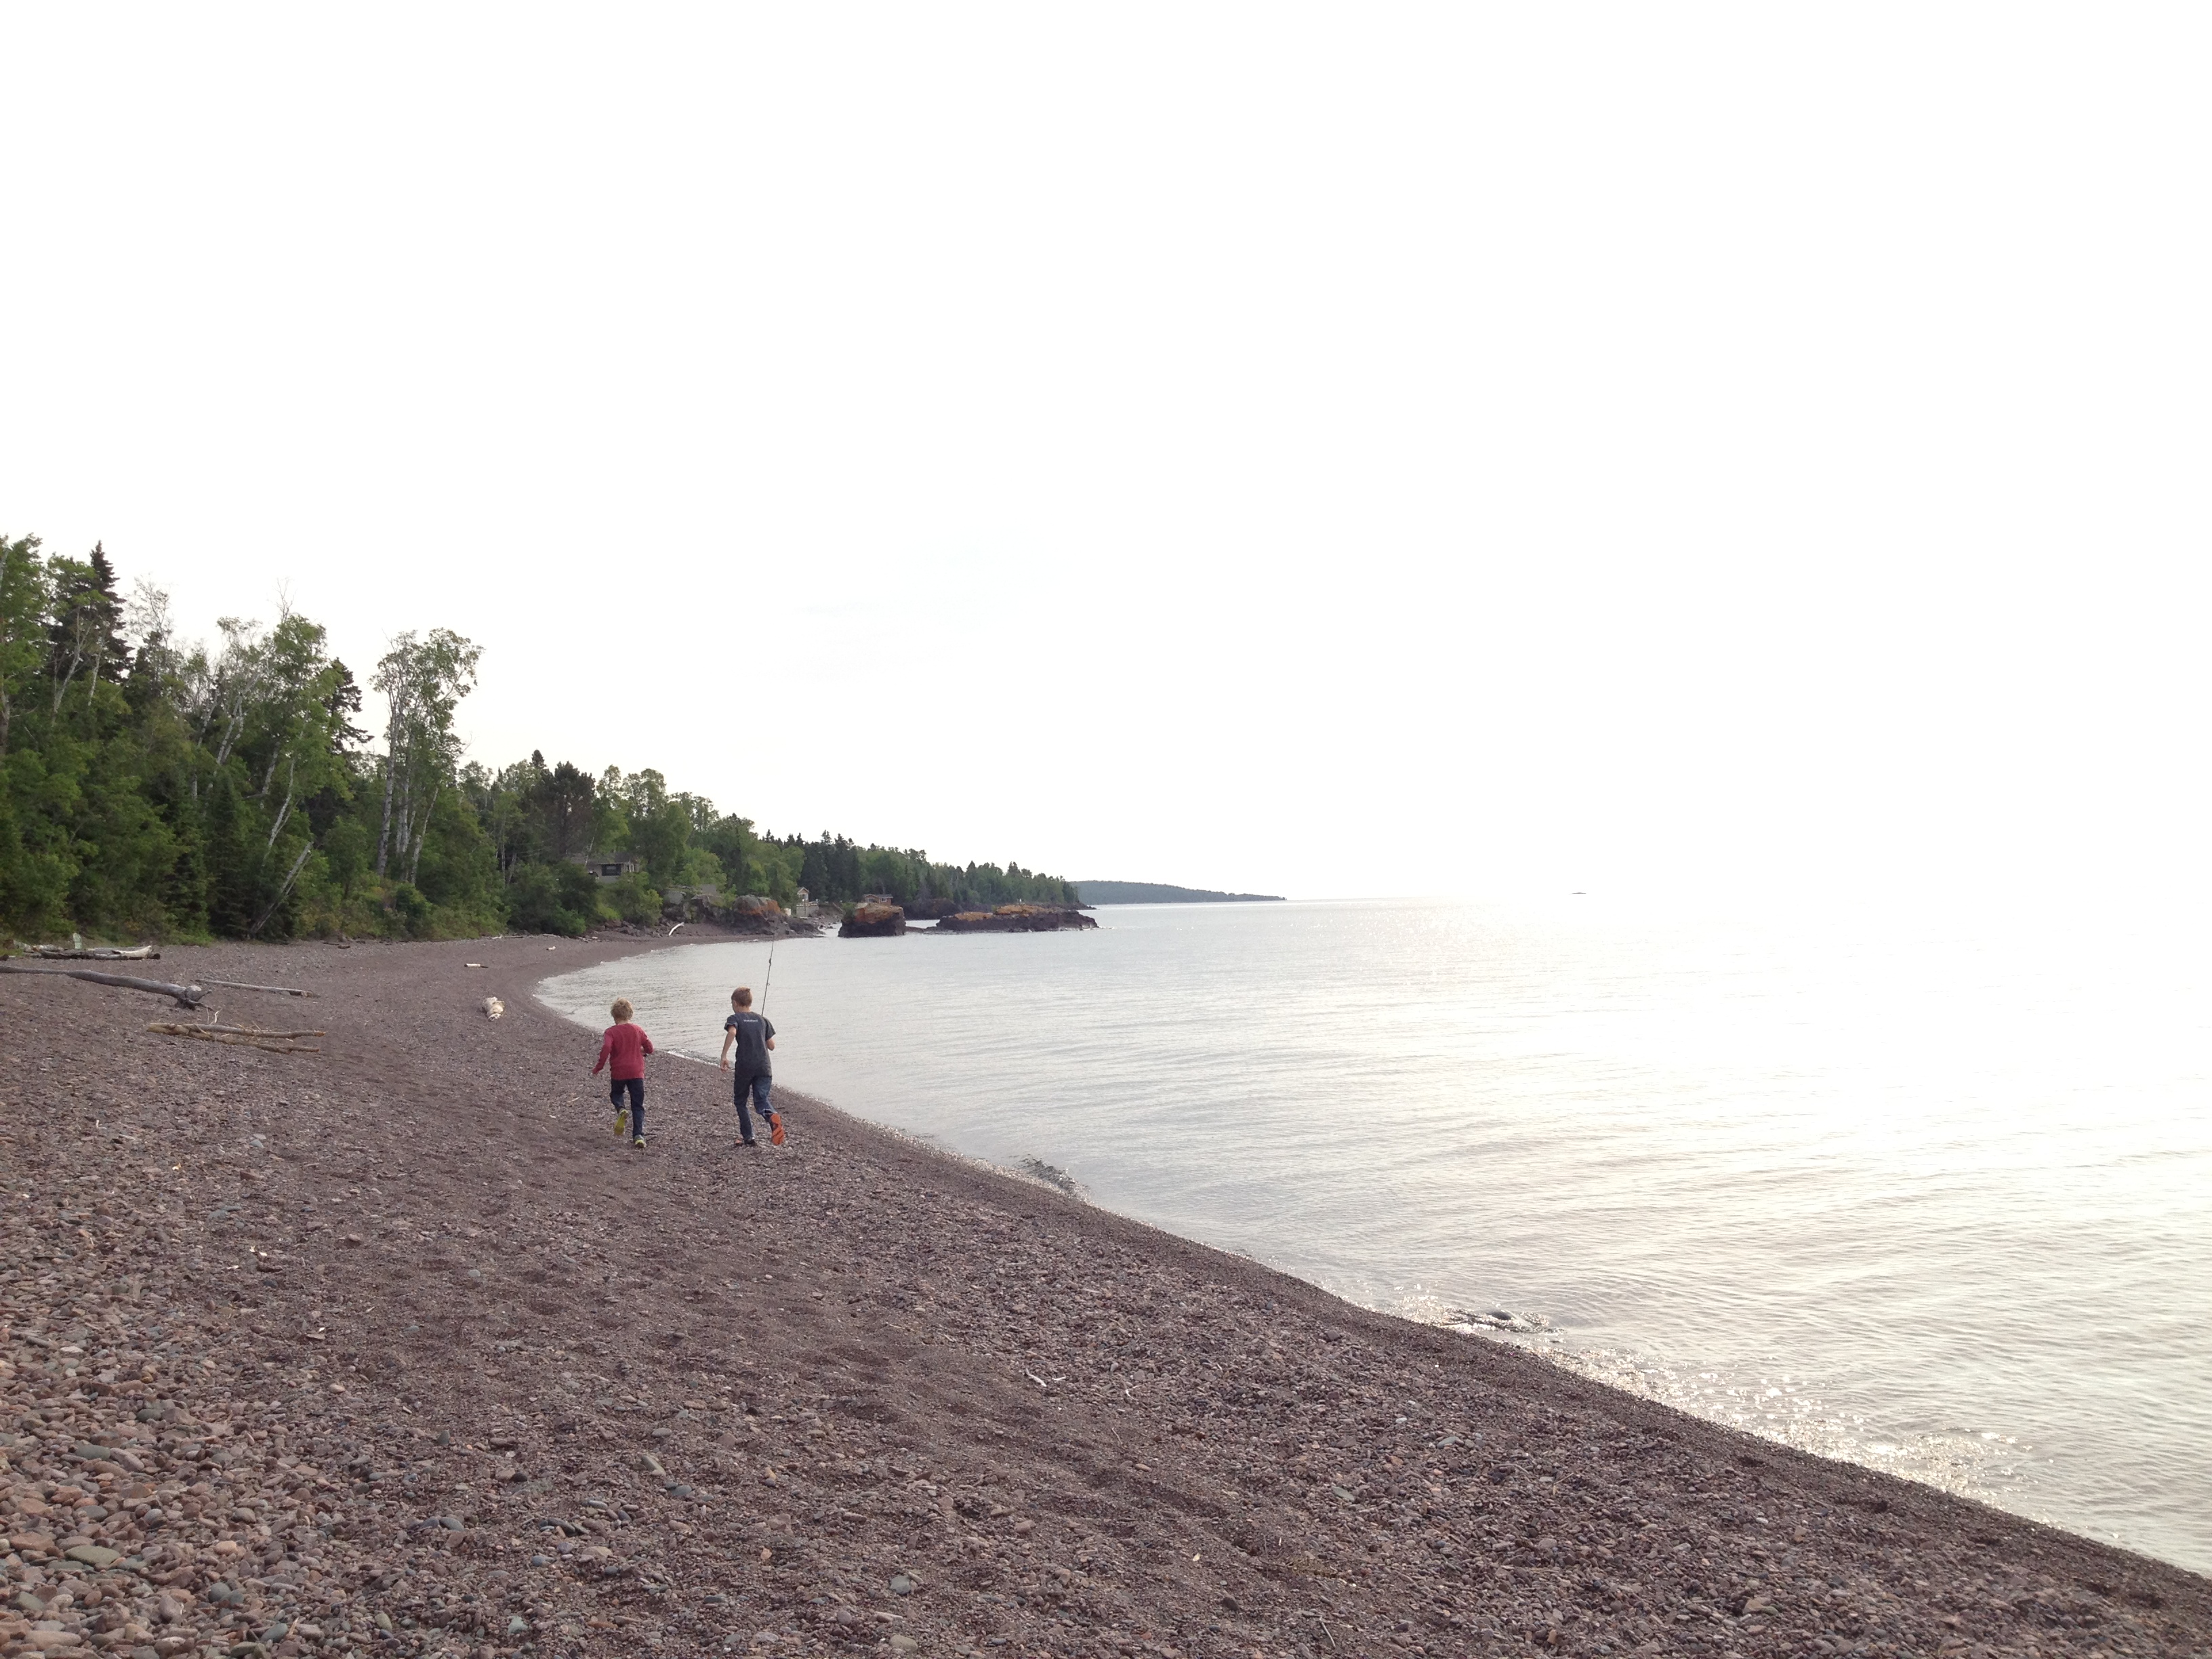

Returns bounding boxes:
[373,628,483,886]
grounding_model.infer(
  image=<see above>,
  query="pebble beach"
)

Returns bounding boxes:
[3,935,2206,1659]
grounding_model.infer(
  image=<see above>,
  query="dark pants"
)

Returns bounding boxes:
[610,1075,644,1138]
[734,1072,773,1141]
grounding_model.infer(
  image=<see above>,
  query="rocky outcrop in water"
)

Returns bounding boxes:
[840,901,907,937]
[935,903,1097,933]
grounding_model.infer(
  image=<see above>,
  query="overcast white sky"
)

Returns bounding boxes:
[5,6,2208,904]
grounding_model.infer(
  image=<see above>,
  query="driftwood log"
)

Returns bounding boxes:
[0,963,204,1008]
[19,945,161,961]
[201,978,316,998]
[144,1021,323,1054]
[171,1021,321,1038]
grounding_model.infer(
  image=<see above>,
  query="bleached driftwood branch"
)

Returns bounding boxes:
[18,945,161,961]
[0,964,205,1008]
[145,1021,324,1054]
[0,963,314,1004]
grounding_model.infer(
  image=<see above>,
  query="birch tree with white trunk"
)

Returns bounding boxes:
[372,628,483,885]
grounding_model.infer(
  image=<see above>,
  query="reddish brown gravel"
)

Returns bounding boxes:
[2,936,2207,1659]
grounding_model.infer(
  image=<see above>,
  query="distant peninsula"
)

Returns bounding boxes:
[1075,880,1286,905]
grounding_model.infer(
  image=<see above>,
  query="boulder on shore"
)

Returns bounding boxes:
[935,903,1097,933]
[841,901,907,937]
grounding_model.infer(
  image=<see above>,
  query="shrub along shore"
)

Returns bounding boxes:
[2,934,2205,1659]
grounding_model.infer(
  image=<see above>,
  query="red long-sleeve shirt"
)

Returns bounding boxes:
[592,1022,654,1080]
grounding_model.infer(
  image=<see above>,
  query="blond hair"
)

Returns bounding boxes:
[611,998,634,1021]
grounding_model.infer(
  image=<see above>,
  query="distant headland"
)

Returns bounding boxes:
[1075,880,1286,905]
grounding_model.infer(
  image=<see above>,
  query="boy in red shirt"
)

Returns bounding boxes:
[592,997,655,1149]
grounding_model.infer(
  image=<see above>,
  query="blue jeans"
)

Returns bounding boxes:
[609,1076,644,1138]
[734,1073,773,1141]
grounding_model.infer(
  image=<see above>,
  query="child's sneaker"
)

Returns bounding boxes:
[739,1136,758,1149]
[632,1136,647,1150]
[614,1108,630,1138]
[766,1111,785,1146]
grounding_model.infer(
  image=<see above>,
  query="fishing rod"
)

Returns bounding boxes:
[761,933,776,1015]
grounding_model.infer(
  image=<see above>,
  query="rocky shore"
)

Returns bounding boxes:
[933,907,1095,935]
[2,937,2206,1659]
[660,895,822,939]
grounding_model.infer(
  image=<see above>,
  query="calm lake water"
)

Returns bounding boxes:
[541,897,2212,1574]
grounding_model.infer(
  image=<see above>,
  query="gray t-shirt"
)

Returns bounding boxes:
[724,1010,775,1077]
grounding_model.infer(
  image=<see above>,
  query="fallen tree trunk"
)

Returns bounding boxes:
[201,978,316,998]
[158,1021,321,1038]
[145,1022,322,1054]
[20,945,161,961]
[0,963,203,1007]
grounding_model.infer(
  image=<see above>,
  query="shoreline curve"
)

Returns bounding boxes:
[2,931,2203,1658]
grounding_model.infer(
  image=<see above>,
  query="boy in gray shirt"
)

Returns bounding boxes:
[718,986,783,1147]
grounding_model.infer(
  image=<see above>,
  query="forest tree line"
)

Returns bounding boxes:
[0,533,1079,941]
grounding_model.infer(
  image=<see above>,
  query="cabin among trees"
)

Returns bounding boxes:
[570,851,640,882]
